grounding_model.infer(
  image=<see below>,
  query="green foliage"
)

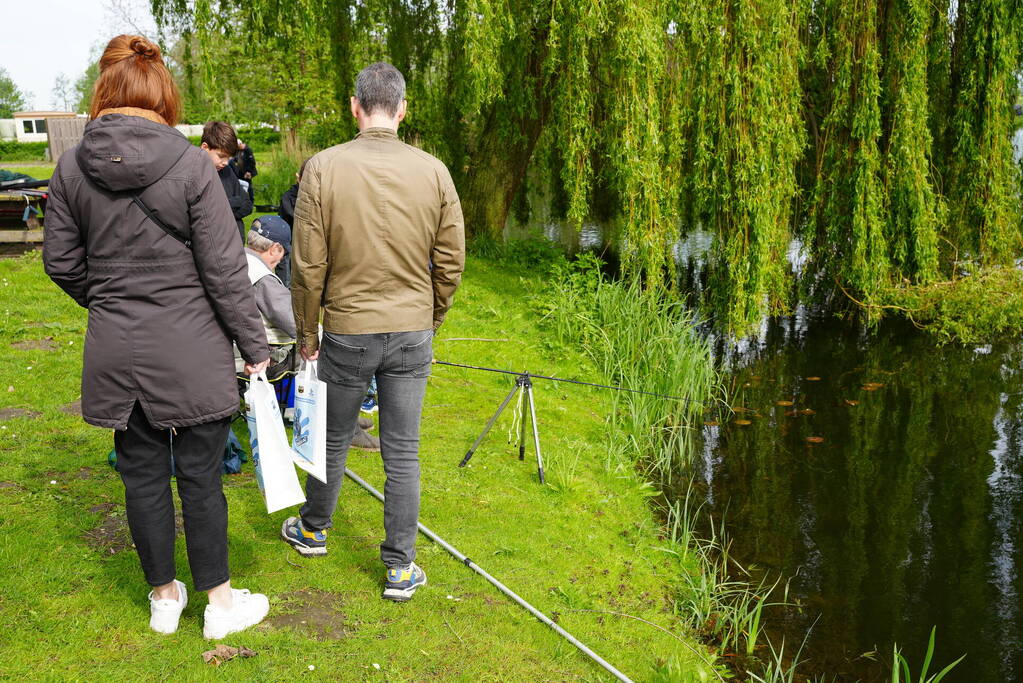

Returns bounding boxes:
[251,145,310,205]
[0,141,48,162]
[536,253,722,476]
[675,0,805,333]
[73,59,100,115]
[150,0,1023,338]
[890,628,964,683]
[0,67,27,118]
[469,235,566,270]
[945,0,1023,263]
[235,125,280,148]
[880,265,1023,344]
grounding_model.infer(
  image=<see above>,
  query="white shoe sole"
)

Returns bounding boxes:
[280,518,327,556]
[149,580,188,634]
[382,573,427,602]
[203,598,270,639]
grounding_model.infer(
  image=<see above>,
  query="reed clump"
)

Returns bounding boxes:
[536,252,722,478]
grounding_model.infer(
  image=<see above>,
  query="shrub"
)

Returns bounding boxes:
[0,141,49,162]
[251,145,316,206]
[879,264,1023,344]
[236,125,281,148]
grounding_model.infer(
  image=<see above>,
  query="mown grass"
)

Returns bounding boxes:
[0,251,725,681]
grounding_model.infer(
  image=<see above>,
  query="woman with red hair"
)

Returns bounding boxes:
[43,35,271,639]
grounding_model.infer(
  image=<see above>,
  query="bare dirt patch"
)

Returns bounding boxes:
[83,505,183,555]
[61,400,82,416]
[264,589,349,640]
[11,337,58,351]
[0,408,42,421]
[0,481,19,490]
[83,508,134,555]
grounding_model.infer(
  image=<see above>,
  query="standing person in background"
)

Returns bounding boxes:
[43,34,271,639]
[230,139,258,202]
[281,62,465,603]
[278,157,309,229]
[276,157,310,287]
[201,122,251,240]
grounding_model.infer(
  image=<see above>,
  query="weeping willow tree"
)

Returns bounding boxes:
[945,0,1023,262]
[674,0,806,332]
[880,0,941,284]
[807,0,889,302]
[151,0,1023,337]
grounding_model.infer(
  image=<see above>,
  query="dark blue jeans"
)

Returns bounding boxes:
[300,329,432,567]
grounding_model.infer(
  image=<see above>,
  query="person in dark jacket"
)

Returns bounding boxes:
[278,157,310,228]
[229,139,257,201]
[201,121,252,240]
[42,34,271,640]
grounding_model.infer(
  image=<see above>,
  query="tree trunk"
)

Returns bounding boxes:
[459,26,553,242]
[460,107,545,242]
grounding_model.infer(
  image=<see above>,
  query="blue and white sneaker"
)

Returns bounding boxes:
[383,562,427,602]
[361,396,378,413]
[281,516,327,556]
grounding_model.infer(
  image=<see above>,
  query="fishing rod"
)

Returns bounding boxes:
[435,359,705,483]
[434,360,696,403]
[344,467,634,683]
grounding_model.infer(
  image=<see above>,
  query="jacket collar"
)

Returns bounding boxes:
[356,127,399,140]
[96,107,168,126]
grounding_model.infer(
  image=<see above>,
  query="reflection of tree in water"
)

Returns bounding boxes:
[690,317,1023,681]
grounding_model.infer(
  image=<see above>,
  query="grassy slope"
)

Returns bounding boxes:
[0,253,718,681]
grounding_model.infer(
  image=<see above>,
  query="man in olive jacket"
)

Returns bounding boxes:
[281,62,465,603]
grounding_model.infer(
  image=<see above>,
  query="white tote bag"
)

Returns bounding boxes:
[244,371,306,513]
[291,360,328,484]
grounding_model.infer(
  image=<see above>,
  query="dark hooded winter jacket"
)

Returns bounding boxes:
[43,113,269,430]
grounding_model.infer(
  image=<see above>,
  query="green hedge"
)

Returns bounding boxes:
[0,141,49,162]
[236,126,281,148]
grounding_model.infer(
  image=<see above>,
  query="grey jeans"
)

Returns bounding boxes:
[300,329,432,568]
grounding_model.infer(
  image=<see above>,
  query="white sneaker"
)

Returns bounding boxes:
[203,588,270,639]
[149,579,188,634]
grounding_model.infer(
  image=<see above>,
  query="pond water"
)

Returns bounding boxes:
[514,208,1023,679]
[690,312,1023,681]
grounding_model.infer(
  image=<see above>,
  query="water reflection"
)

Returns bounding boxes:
[507,213,1023,678]
[689,314,1023,681]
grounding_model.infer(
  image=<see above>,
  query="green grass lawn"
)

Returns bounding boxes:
[0,252,720,681]
[1,165,55,180]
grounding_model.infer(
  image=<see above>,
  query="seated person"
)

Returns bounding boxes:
[236,215,378,450]
[234,215,296,379]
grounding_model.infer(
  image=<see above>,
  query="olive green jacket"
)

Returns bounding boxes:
[291,128,465,352]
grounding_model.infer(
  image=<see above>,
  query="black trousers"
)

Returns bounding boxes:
[113,402,231,591]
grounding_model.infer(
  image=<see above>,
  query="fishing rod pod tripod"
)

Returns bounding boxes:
[458,371,546,484]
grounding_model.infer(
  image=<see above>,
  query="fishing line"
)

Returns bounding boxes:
[344,467,635,683]
[433,360,704,406]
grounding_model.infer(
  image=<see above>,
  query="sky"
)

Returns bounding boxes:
[1,0,157,112]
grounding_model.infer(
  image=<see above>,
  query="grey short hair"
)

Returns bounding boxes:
[355,62,406,117]
[246,230,275,252]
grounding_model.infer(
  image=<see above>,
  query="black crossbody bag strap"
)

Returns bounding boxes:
[131,194,192,250]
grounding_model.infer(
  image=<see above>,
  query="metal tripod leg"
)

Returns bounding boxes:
[525,381,545,484]
[458,381,521,467]
[518,388,528,461]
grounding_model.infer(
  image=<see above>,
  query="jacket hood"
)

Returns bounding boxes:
[76,114,191,192]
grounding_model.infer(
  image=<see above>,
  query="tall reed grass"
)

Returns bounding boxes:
[252,144,315,206]
[537,253,722,478]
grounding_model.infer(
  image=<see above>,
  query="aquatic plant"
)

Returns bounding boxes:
[890,627,965,683]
